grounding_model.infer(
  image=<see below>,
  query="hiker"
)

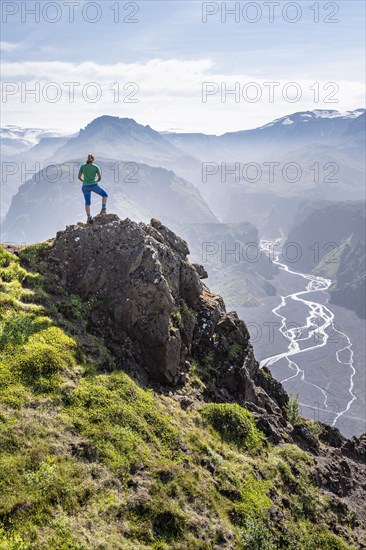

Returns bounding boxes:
[78,154,108,224]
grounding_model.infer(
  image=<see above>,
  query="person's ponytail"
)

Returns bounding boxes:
[86,154,94,164]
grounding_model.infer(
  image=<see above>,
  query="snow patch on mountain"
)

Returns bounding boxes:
[312,109,365,119]
[282,118,294,126]
[258,109,364,130]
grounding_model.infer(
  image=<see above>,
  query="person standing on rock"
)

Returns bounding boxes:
[78,154,108,224]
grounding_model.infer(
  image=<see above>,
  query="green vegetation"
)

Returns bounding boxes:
[0,246,358,549]
[262,368,272,380]
[171,299,196,330]
[66,373,180,477]
[228,341,243,359]
[201,403,265,453]
[304,419,323,439]
[239,518,355,550]
[284,393,301,425]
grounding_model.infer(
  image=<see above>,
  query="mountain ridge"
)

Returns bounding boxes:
[2,108,364,158]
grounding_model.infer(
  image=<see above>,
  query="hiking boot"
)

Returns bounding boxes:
[100,208,107,215]
[87,217,93,225]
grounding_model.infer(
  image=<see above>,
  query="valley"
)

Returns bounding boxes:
[237,238,365,438]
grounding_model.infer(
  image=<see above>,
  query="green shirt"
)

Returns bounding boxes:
[79,163,101,186]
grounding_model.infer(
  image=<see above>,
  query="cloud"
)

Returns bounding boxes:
[1,59,215,90]
[0,41,21,52]
[1,58,364,134]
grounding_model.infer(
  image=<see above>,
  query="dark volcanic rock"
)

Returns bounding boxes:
[319,423,346,448]
[253,366,289,410]
[316,457,354,497]
[292,424,320,455]
[45,215,198,385]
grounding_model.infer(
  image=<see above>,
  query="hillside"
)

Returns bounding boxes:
[284,201,366,318]
[1,160,217,244]
[0,215,365,549]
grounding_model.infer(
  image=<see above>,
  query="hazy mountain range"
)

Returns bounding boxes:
[1,159,217,243]
[4,108,364,234]
[165,109,365,161]
[1,108,365,316]
[0,125,73,158]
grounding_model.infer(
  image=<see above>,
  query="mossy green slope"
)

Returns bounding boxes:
[0,246,357,549]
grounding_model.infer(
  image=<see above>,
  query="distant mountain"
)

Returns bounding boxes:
[25,136,71,161]
[0,128,74,219]
[0,119,203,218]
[0,125,71,158]
[166,109,365,234]
[285,201,365,318]
[51,116,201,184]
[328,238,365,318]
[338,111,366,161]
[1,110,364,233]
[1,159,217,244]
[223,109,365,146]
[0,137,72,220]
[164,109,365,162]
[163,131,231,163]
[3,110,364,165]
[342,111,366,137]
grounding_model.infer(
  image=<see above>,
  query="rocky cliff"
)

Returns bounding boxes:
[1,214,365,549]
[37,215,289,425]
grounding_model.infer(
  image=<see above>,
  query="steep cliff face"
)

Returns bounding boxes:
[284,201,365,318]
[1,215,365,549]
[329,238,366,318]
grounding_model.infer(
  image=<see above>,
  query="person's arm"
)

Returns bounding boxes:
[96,166,102,182]
[78,167,84,182]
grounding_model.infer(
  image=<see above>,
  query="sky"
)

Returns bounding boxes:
[1,0,365,134]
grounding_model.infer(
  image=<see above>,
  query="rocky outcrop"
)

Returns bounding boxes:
[44,215,192,385]
[37,215,289,421]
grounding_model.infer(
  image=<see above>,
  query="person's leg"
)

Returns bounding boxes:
[82,188,93,222]
[91,185,108,214]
